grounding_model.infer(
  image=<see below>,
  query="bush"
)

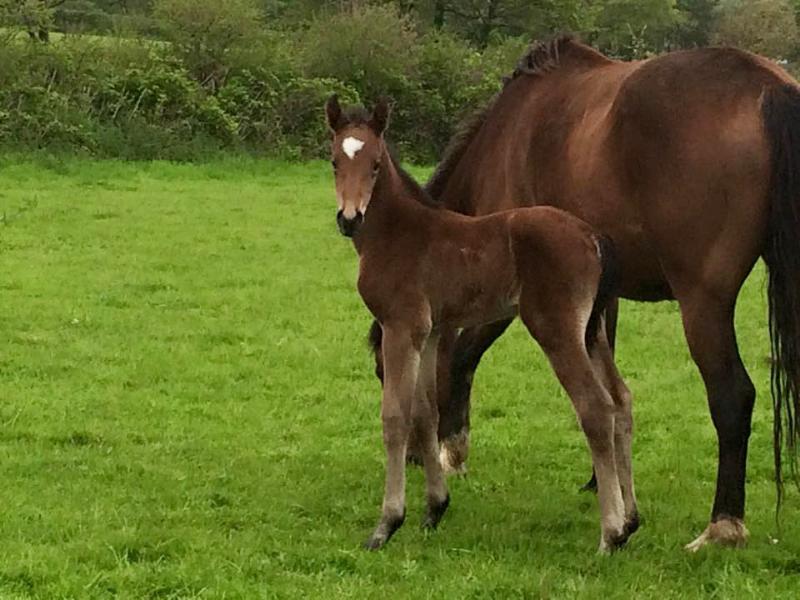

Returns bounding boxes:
[393,31,495,161]
[301,4,418,100]
[0,11,531,163]
[153,0,264,89]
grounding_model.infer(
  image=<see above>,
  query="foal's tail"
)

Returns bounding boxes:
[585,234,620,350]
[367,320,384,383]
[762,83,800,503]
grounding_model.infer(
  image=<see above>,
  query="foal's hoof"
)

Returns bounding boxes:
[579,472,598,493]
[421,494,450,530]
[598,513,639,554]
[624,511,642,538]
[363,513,405,551]
[684,517,749,553]
[598,529,630,554]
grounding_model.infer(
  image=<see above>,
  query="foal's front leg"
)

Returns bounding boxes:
[364,326,422,550]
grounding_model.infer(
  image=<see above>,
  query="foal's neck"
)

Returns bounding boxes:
[353,148,432,253]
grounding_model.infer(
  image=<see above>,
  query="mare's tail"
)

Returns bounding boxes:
[585,234,620,350]
[762,83,800,503]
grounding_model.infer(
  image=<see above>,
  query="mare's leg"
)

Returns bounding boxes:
[414,334,450,529]
[519,303,626,552]
[439,318,514,474]
[589,316,639,536]
[679,290,754,551]
[364,326,423,550]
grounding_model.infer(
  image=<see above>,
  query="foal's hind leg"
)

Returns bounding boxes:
[589,318,639,537]
[519,305,626,552]
[364,325,423,550]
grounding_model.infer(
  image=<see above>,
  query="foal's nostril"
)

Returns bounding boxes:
[336,210,363,237]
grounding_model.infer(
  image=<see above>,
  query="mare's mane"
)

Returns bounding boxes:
[425,35,600,200]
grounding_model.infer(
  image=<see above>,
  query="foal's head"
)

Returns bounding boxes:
[325,95,391,237]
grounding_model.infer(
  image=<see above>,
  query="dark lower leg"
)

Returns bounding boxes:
[709,369,755,520]
[438,319,513,441]
[681,297,754,527]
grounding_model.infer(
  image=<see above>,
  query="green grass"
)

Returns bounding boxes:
[1,157,799,599]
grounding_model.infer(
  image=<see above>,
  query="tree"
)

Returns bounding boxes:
[153,0,265,90]
[0,0,67,41]
[589,0,686,57]
[712,0,799,58]
[674,0,719,47]
[436,0,531,48]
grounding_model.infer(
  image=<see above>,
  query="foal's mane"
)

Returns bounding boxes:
[426,35,604,200]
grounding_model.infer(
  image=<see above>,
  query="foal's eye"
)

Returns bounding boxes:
[372,162,380,174]
[331,159,338,170]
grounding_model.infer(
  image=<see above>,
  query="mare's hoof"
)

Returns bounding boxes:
[684,517,748,552]
[363,512,405,551]
[439,432,469,476]
[579,473,598,493]
[421,494,450,530]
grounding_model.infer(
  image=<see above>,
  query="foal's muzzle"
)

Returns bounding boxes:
[337,210,363,237]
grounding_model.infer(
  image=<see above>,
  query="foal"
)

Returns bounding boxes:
[326,95,638,552]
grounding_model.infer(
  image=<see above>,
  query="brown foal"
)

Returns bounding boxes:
[325,95,638,552]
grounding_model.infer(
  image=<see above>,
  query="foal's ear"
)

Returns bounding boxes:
[369,97,392,136]
[325,94,345,132]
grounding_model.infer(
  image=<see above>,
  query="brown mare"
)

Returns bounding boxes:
[325,95,638,551]
[368,36,800,550]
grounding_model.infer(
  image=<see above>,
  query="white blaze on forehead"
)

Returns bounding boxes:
[342,136,365,159]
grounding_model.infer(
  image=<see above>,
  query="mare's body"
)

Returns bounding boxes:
[371,36,800,549]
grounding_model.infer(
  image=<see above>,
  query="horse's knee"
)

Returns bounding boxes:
[381,414,410,447]
[576,401,616,453]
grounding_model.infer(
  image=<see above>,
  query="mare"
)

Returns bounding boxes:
[325,95,637,552]
[368,36,800,550]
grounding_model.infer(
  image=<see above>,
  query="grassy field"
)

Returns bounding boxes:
[1,157,799,599]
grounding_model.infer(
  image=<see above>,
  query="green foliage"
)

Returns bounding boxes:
[1,0,799,160]
[153,0,265,88]
[713,0,799,58]
[674,0,719,47]
[55,0,114,33]
[219,71,359,158]
[301,4,418,99]
[0,0,57,41]
[590,0,686,58]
